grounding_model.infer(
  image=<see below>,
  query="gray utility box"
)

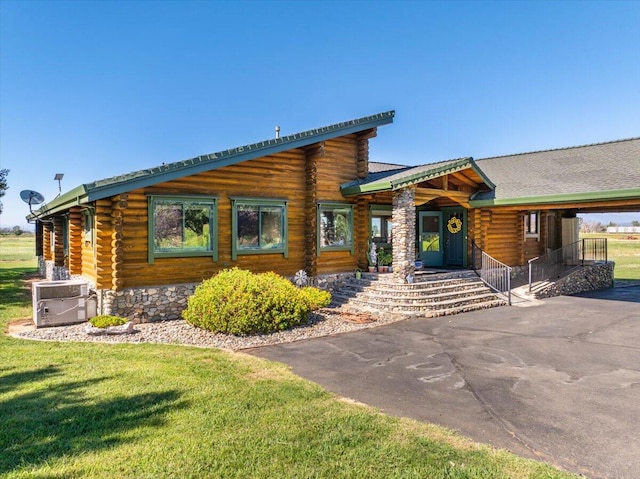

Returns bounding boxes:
[32,280,96,328]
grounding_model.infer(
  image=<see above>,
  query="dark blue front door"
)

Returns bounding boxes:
[444,209,465,266]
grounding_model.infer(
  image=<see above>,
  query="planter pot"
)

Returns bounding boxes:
[368,266,376,273]
[380,266,388,273]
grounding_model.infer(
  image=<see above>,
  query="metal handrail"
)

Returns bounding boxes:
[528,238,608,292]
[471,241,512,305]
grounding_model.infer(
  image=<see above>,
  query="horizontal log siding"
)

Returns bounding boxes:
[316,136,358,200]
[116,150,309,288]
[94,200,114,289]
[68,208,83,275]
[316,136,361,274]
[53,217,65,267]
[482,209,523,266]
[43,224,53,261]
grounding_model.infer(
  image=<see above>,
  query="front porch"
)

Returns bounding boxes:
[342,157,495,283]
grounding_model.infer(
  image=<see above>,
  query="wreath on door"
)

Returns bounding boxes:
[447,216,462,234]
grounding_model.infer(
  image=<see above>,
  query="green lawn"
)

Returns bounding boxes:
[581,233,640,280]
[0,235,577,478]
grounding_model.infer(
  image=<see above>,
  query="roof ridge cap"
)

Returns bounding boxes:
[477,136,640,161]
[90,111,395,188]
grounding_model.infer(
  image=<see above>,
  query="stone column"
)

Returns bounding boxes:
[392,186,416,283]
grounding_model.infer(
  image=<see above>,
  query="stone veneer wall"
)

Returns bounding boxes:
[535,262,615,299]
[39,258,70,281]
[392,187,416,283]
[95,272,354,322]
[99,284,197,322]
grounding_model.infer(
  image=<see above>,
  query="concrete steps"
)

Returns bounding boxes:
[332,272,506,318]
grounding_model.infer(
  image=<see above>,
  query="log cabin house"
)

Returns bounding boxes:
[28,111,640,320]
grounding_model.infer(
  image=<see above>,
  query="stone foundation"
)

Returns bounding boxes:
[535,262,615,299]
[98,284,198,322]
[39,258,70,281]
[93,272,354,322]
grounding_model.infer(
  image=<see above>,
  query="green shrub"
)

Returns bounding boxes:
[299,287,331,310]
[184,268,324,336]
[89,315,127,328]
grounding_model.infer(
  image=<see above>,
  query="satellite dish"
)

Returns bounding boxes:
[20,189,46,216]
[20,190,45,205]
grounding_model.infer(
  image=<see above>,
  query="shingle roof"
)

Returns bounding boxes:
[368,161,408,173]
[472,137,640,205]
[31,111,395,218]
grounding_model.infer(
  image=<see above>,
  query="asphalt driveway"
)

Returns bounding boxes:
[248,286,640,479]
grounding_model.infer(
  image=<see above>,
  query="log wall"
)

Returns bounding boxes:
[68,208,83,275]
[89,136,367,289]
[94,200,114,289]
[468,208,553,267]
[43,223,52,261]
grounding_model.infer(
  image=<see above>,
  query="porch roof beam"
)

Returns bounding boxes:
[415,187,471,208]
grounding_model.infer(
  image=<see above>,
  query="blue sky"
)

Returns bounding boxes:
[1,0,639,229]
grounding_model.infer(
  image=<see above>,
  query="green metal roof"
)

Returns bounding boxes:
[340,157,495,196]
[30,111,395,219]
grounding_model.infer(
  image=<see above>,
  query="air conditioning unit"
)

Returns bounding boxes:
[32,280,96,328]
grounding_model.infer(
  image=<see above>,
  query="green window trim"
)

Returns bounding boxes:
[369,204,393,245]
[231,197,289,261]
[317,202,355,256]
[147,195,218,264]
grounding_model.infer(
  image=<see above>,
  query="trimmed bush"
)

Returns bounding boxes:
[299,287,331,310]
[89,315,127,328]
[183,268,331,336]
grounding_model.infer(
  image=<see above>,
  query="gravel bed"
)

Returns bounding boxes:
[13,309,409,351]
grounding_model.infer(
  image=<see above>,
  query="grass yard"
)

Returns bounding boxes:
[581,232,640,280]
[0,235,578,478]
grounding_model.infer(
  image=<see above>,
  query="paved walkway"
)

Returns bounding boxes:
[248,285,640,479]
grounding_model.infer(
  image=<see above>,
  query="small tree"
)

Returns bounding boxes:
[632,220,640,227]
[12,226,23,236]
[0,169,8,199]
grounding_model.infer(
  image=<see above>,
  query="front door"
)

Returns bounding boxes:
[444,209,465,266]
[418,211,443,267]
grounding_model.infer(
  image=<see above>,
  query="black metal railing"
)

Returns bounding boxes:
[528,238,608,292]
[471,241,512,305]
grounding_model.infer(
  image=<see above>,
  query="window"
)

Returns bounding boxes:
[525,211,540,239]
[148,196,217,263]
[231,198,288,260]
[318,203,354,254]
[370,207,393,244]
[83,210,94,248]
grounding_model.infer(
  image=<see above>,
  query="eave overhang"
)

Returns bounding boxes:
[469,188,640,208]
[27,111,395,221]
[341,157,495,196]
[27,185,89,220]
